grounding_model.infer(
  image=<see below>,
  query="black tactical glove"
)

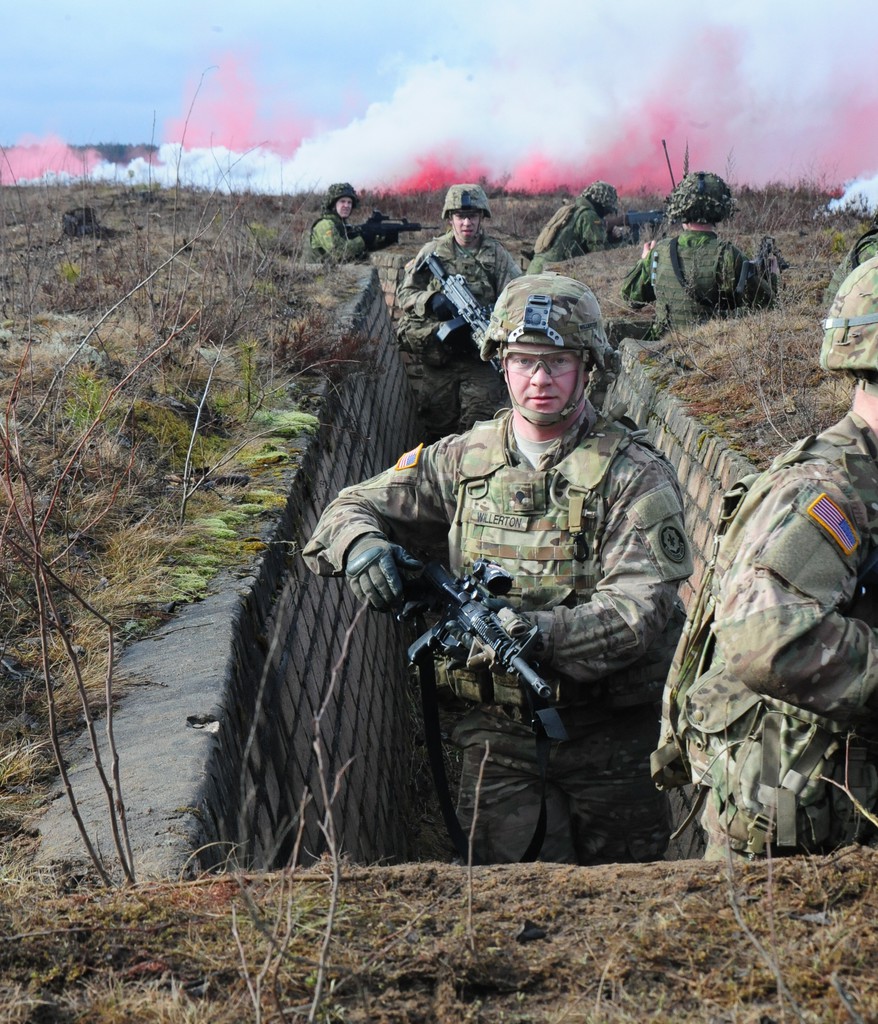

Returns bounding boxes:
[344,536,423,611]
[428,292,457,320]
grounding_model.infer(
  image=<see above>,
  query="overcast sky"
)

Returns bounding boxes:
[4,0,878,205]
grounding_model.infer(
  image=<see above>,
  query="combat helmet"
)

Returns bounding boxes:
[821,254,878,391]
[482,273,615,425]
[442,183,491,219]
[323,182,359,213]
[581,180,619,216]
[665,171,733,224]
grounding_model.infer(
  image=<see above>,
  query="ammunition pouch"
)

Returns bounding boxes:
[436,659,558,712]
[682,666,878,854]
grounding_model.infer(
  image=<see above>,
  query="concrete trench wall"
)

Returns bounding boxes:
[37,256,753,879]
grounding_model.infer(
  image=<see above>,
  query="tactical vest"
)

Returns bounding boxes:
[652,433,878,855]
[651,235,733,331]
[441,417,686,710]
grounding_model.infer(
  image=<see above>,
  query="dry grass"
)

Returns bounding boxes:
[2,176,877,1021]
[1,849,878,1022]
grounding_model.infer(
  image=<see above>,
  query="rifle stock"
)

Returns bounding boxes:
[735,234,789,295]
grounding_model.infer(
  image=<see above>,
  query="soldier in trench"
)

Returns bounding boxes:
[303,272,693,865]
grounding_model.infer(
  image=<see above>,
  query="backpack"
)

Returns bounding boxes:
[651,454,878,855]
[533,201,577,255]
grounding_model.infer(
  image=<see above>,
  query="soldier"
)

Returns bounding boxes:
[652,255,878,860]
[308,182,399,262]
[527,180,621,275]
[303,273,693,865]
[824,213,878,304]
[620,171,776,337]
[396,183,521,441]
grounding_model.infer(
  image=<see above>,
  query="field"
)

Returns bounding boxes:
[1,177,877,1022]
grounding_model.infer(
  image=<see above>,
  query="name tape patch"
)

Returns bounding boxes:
[806,493,858,555]
[395,443,424,471]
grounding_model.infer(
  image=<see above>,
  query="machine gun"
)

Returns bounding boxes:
[357,210,439,245]
[604,209,665,244]
[736,235,790,296]
[422,251,495,353]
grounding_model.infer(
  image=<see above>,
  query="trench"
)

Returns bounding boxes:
[36,257,753,879]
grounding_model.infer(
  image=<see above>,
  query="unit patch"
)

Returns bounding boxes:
[660,524,688,563]
[395,443,424,471]
[806,493,858,555]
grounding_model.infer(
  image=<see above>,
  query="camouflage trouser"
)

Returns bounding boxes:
[451,705,670,865]
[405,356,508,441]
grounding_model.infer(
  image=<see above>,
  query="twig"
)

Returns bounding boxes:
[466,742,490,952]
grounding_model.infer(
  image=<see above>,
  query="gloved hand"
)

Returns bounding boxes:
[344,536,423,611]
[428,292,456,320]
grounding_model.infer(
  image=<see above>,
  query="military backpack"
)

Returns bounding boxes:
[533,201,578,255]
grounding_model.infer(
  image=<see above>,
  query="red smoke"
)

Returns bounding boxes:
[6,33,878,195]
[165,54,314,155]
[1,135,102,184]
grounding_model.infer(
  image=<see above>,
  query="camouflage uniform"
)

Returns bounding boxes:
[527,181,619,275]
[308,182,396,262]
[653,256,878,860]
[396,185,521,440]
[620,172,775,336]
[304,272,693,864]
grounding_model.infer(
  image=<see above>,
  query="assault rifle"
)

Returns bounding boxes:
[357,210,439,244]
[401,558,567,863]
[422,252,498,365]
[604,209,665,244]
[402,559,565,734]
[736,235,790,296]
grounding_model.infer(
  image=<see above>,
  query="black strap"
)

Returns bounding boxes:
[414,644,474,863]
[413,642,553,864]
[668,237,686,287]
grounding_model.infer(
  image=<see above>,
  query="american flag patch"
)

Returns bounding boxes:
[395,443,424,471]
[806,493,858,555]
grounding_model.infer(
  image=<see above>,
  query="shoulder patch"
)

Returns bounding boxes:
[395,443,424,471]
[806,493,858,555]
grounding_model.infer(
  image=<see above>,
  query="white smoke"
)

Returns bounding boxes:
[10,0,878,197]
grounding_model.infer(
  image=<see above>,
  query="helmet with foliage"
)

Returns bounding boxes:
[323,182,359,213]
[442,183,492,220]
[581,180,619,216]
[821,255,878,385]
[665,171,733,224]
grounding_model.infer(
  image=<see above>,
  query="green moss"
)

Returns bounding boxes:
[251,409,319,438]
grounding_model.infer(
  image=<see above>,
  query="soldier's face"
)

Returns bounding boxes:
[335,197,354,219]
[504,345,584,419]
[450,210,482,248]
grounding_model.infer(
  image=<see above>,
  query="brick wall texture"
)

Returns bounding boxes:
[38,259,755,878]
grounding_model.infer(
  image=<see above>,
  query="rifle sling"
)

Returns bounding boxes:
[413,640,551,864]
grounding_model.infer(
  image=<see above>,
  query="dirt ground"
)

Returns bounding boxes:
[2,181,876,1023]
[3,846,878,1022]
